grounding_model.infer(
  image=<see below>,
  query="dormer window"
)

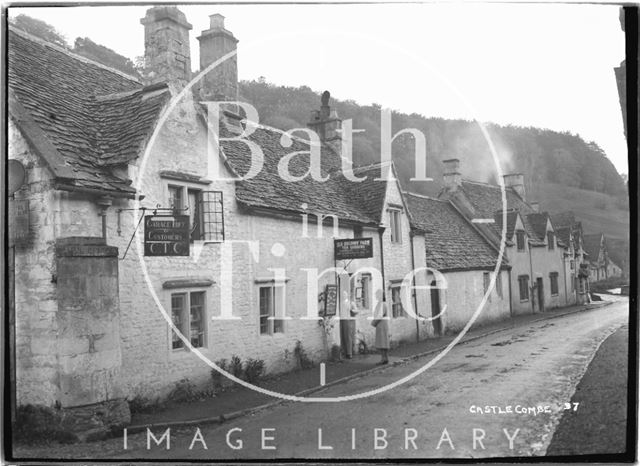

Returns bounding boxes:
[547,232,555,251]
[516,230,526,252]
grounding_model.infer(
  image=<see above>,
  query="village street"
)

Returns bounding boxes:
[18,297,627,461]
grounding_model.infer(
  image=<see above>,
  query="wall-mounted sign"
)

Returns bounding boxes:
[9,199,29,245]
[322,284,338,317]
[144,215,190,256]
[334,237,373,260]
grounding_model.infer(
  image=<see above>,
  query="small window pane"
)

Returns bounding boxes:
[190,291,205,348]
[259,287,271,334]
[171,294,186,349]
[391,286,404,317]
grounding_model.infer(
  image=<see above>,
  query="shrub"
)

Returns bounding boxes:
[128,395,166,414]
[357,337,370,355]
[14,404,77,445]
[330,344,342,362]
[294,340,315,369]
[211,358,229,389]
[244,358,266,383]
[167,378,199,403]
[229,355,244,379]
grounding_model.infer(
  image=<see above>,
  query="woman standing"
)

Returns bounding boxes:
[372,289,390,364]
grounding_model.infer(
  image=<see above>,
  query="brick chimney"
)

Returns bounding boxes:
[307,91,342,144]
[197,14,238,101]
[140,6,192,85]
[442,158,462,192]
[503,173,526,199]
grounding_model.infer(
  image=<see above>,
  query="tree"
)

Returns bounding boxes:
[73,37,139,77]
[11,14,68,48]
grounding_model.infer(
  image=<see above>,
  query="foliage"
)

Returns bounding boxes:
[14,404,76,445]
[294,340,315,370]
[330,344,342,362]
[167,378,199,403]
[11,14,68,48]
[229,355,244,379]
[128,394,167,414]
[73,37,139,76]
[239,79,627,199]
[590,276,629,293]
[357,332,370,355]
[244,358,266,383]
[211,358,229,389]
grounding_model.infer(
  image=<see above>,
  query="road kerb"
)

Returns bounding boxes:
[126,301,614,435]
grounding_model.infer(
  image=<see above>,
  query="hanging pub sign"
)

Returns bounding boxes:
[322,284,338,317]
[334,237,373,260]
[9,199,30,245]
[144,215,190,256]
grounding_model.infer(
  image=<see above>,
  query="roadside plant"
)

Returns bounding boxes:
[230,355,244,379]
[244,358,266,383]
[14,404,77,445]
[294,340,315,369]
[330,344,342,362]
[168,378,198,403]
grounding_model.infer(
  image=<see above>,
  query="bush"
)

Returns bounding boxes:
[330,344,342,362]
[167,378,199,403]
[229,355,244,379]
[211,358,229,389]
[294,340,315,369]
[128,395,166,414]
[244,358,266,383]
[14,404,77,445]
[591,276,629,293]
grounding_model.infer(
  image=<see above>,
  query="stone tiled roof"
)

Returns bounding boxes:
[406,193,508,272]
[493,210,519,241]
[583,233,603,261]
[8,28,170,197]
[220,121,389,225]
[550,211,576,229]
[555,226,572,247]
[458,180,533,218]
[525,212,550,242]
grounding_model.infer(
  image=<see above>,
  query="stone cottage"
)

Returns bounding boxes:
[438,159,570,314]
[583,233,613,282]
[550,211,590,303]
[8,7,434,429]
[405,193,511,333]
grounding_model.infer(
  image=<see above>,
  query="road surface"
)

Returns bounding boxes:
[16,298,629,460]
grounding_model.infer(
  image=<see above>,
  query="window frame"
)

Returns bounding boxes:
[547,231,555,251]
[170,290,207,351]
[388,208,403,244]
[496,272,503,298]
[357,273,371,309]
[482,272,492,302]
[259,284,285,336]
[165,183,225,243]
[518,275,530,302]
[516,230,526,252]
[550,272,559,296]
[390,284,405,318]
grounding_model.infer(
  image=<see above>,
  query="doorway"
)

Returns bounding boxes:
[536,277,545,312]
[338,274,355,358]
[430,280,443,336]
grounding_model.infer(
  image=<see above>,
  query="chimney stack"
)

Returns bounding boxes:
[140,7,192,85]
[197,14,238,101]
[503,173,526,199]
[307,91,342,144]
[530,201,539,212]
[442,158,462,192]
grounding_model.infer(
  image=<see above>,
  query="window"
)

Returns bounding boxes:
[171,291,206,349]
[550,272,559,296]
[391,285,404,317]
[167,185,224,242]
[389,209,402,244]
[259,286,284,335]
[496,272,503,298]
[483,272,491,302]
[516,230,526,252]
[357,273,371,309]
[518,275,529,301]
[547,232,555,250]
[570,260,575,270]
[571,274,575,292]
[353,226,363,238]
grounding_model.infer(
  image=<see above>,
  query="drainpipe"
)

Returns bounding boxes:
[97,196,113,240]
[508,268,513,317]
[528,241,535,313]
[409,232,420,343]
[563,253,568,306]
[378,227,386,300]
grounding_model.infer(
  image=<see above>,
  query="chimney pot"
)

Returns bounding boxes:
[442,158,460,174]
[307,91,342,148]
[210,13,225,29]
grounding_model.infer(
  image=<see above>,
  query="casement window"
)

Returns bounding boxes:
[168,185,224,242]
[357,273,371,309]
[482,272,491,302]
[259,286,284,335]
[496,272,503,298]
[547,232,555,250]
[389,209,402,244]
[570,260,575,270]
[516,230,526,252]
[550,272,559,296]
[390,285,405,318]
[353,226,363,238]
[518,275,530,301]
[171,291,206,350]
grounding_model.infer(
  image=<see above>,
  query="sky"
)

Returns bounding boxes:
[9,2,629,175]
